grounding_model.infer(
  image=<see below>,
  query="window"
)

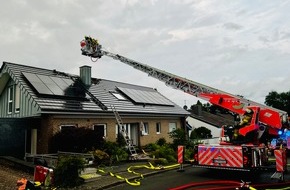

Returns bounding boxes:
[169,122,177,133]
[7,86,13,114]
[141,122,149,135]
[60,125,76,132]
[156,122,161,134]
[15,85,20,112]
[116,124,130,138]
[93,124,107,137]
[111,92,126,100]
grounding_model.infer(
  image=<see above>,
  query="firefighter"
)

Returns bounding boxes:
[239,108,254,127]
[17,178,41,190]
[233,108,254,141]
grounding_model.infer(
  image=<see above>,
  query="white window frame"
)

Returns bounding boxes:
[59,125,77,131]
[169,122,177,133]
[116,124,130,138]
[93,124,107,137]
[7,86,13,114]
[156,122,161,134]
[141,122,149,135]
[15,85,20,113]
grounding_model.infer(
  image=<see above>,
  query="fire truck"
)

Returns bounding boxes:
[79,36,289,178]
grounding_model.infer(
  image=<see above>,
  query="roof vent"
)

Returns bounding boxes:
[80,65,91,86]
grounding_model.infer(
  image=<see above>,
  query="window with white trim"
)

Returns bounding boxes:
[156,122,161,134]
[15,85,20,112]
[169,122,177,133]
[93,124,107,137]
[60,125,76,132]
[141,122,149,135]
[116,124,130,138]
[7,86,13,114]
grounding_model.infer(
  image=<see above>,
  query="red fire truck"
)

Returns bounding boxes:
[79,36,289,179]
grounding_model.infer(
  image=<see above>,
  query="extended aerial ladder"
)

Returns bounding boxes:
[80,36,288,132]
[80,36,289,179]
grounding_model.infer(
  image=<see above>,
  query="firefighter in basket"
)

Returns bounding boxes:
[233,108,254,141]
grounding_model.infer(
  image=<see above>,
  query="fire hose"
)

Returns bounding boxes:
[97,162,180,186]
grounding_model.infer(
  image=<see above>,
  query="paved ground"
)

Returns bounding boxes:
[78,161,183,189]
[0,157,180,190]
[0,159,34,190]
[1,156,289,190]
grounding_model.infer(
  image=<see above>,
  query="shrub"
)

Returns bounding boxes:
[169,128,187,150]
[50,127,104,153]
[102,141,128,164]
[150,158,168,165]
[54,156,85,187]
[156,138,166,146]
[184,148,194,161]
[89,149,110,165]
[116,133,126,147]
[151,144,176,163]
[144,143,160,151]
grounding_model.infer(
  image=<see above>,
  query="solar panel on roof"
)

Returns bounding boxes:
[37,75,63,95]
[22,72,83,98]
[117,86,174,106]
[22,72,53,95]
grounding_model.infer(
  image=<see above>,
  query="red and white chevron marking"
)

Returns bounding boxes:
[274,149,286,172]
[178,146,184,164]
[198,145,243,168]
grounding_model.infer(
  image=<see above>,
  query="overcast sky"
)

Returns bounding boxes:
[1,0,290,107]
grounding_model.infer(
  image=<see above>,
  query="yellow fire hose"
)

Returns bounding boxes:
[97,162,180,186]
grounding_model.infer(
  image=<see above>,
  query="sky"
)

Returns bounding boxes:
[1,0,290,108]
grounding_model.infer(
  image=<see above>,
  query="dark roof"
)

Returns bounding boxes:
[0,62,189,116]
[189,110,235,128]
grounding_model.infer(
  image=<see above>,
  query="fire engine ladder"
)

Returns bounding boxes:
[80,37,288,119]
[111,105,138,158]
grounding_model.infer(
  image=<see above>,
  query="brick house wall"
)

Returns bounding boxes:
[37,115,183,153]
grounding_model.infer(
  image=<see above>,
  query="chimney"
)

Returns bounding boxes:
[80,65,91,86]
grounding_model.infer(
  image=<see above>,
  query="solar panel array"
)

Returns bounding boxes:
[22,72,79,97]
[117,86,174,106]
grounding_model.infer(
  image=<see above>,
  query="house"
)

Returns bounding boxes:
[0,62,190,158]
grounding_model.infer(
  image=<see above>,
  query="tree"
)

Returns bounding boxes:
[169,128,187,149]
[265,90,290,114]
[190,126,212,139]
[190,100,211,114]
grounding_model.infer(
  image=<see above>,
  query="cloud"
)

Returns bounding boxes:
[0,0,289,109]
[223,23,243,30]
